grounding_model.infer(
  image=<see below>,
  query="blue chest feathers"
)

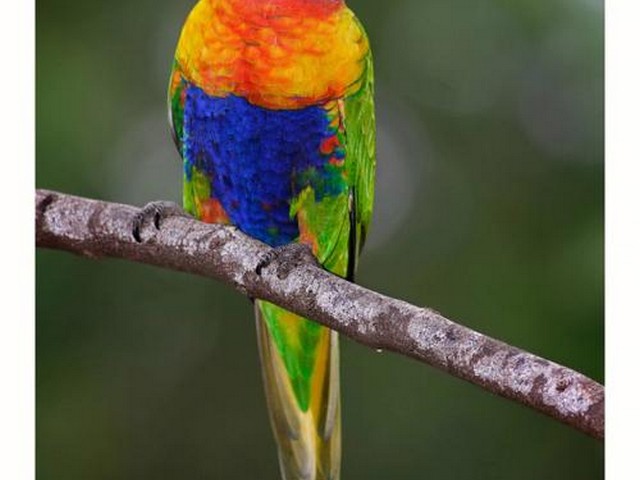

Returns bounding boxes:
[182,85,346,246]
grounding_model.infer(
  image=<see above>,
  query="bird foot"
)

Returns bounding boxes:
[132,200,190,242]
[255,243,319,277]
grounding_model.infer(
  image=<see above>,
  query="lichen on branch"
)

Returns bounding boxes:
[35,189,604,440]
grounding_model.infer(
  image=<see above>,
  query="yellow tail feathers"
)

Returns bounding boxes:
[255,302,341,480]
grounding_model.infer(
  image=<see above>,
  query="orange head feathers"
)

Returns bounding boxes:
[174,0,368,109]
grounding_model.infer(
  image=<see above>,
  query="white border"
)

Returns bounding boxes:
[606,1,640,479]
[0,0,35,478]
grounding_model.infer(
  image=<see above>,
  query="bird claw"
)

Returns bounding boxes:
[132,200,189,242]
[255,243,318,277]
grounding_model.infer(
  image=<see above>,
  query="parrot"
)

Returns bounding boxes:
[165,1,375,478]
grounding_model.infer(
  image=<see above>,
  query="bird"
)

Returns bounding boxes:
[166,1,375,478]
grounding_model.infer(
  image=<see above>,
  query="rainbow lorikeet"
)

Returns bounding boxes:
[168,1,375,478]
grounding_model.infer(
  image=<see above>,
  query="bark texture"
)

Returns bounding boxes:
[36,189,604,440]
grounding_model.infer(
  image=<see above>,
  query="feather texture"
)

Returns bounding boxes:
[169,2,374,478]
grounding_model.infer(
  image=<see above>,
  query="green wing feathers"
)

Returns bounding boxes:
[168,60,186,155]
[345,51,376,260]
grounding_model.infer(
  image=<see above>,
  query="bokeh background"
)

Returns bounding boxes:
[36,0,603,478]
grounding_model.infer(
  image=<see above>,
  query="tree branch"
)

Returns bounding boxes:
[35,189,604,440]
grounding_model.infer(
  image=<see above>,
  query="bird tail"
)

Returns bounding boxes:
[255,300,341,480]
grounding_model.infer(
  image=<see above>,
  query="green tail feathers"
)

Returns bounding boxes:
[255,301,341,480]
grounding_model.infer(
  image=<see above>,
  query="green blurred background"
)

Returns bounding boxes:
[36,0,603,478]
